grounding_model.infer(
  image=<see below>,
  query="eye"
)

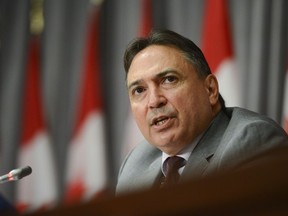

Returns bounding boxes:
[163,75,177,84]
[132,86,145,95]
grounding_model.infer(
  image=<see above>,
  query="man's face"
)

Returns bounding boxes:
[127,45,219,155]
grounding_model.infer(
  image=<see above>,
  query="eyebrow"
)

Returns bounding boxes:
[127,69,177,91]
[127,80,141,91]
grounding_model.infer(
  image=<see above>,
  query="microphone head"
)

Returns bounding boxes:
[18,166,32,179]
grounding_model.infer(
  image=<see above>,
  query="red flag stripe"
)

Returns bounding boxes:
[17,35,57,212]
[73,8,102,137]
[202,0,233,73]
[21,37,44,144]
[139,0,152,37]
[65,4,106,204]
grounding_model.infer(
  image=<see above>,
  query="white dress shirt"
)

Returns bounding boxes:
[161,134,203,176]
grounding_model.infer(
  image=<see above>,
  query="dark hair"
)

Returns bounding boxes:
[123,29,225,108]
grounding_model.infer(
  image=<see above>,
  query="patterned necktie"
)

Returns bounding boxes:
[162,156,186,186]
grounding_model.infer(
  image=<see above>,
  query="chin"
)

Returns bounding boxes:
[154,139,176,151]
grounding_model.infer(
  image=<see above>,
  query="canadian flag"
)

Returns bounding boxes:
[64,4,107,204]
[122,0,151,158]
[17,36,57,212]
[139,0,152,37]
[202,0,241,107]
[283,68,288,133]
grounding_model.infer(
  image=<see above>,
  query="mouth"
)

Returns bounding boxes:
[153,116,169,126]
[151,114,176,127]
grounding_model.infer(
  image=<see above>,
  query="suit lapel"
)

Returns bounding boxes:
[181,110,230,180]
[140,157,162,185]
[129,156,162,191]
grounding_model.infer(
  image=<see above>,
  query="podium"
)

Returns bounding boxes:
[25,147,288,215]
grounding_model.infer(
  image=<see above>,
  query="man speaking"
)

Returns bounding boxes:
[116,29,288,194]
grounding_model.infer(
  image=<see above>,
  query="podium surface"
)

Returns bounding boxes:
[25,147,288,216]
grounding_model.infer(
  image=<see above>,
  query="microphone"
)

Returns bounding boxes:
[0,166,32,184]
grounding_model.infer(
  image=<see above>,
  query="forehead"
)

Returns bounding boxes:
[127,45,192,83]
[131,45,186,67]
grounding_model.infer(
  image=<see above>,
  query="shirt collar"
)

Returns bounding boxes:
[161,133,203,166]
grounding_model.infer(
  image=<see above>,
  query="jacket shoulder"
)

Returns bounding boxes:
[226,107,287,133]
[211,107,288,171]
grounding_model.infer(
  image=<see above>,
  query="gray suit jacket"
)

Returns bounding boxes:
[116,107,288,195]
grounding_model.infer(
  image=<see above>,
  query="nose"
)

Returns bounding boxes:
[148,88,167,109]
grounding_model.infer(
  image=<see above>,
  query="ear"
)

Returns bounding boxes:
[204,74,219,106]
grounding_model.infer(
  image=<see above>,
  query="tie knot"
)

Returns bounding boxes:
[163,156,186,178]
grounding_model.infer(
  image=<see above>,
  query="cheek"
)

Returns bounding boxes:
[131,105,148,129]
[177,100,197,127]
[171,90,197,112]
[172,90,206,122]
